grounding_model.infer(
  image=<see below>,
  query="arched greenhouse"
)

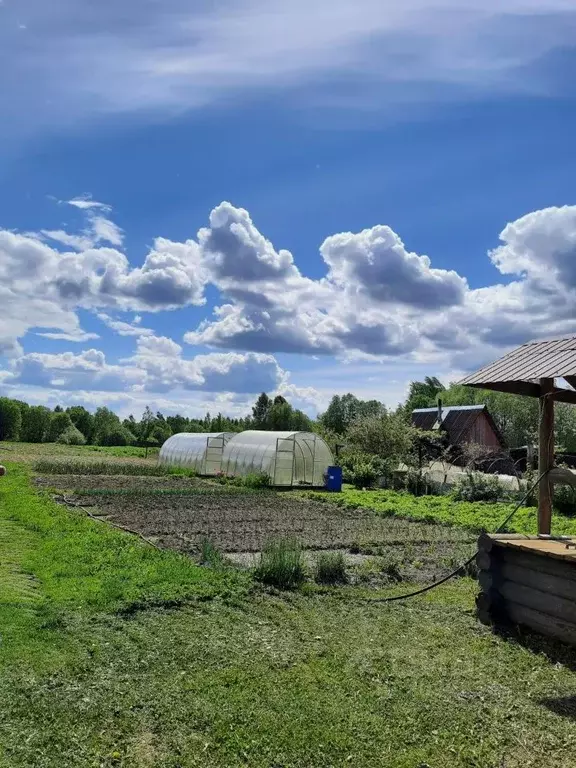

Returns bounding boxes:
[222,431,333,487]
[159,432,233,475]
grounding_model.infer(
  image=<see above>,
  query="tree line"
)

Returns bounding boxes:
[2,376,576,456]
[0,392,313,447]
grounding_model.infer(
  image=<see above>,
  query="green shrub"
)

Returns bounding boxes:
[56,425,86,446]
[452,472,503,503]
[98,426,136,447]
[215,472,270,489]
[339,451,387,489]
[254,538,305,589]
[314,552,347,585]
[554,485,576,516]
[241,472,270,489]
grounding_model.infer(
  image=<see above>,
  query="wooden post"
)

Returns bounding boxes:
[538,378,555,535]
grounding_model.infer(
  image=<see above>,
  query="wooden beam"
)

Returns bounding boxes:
[538,377,555,535]
[464,380,576,405]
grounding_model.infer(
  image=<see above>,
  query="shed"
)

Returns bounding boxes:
[159,432,234,475]
[222,430,333,487]
[411,404,504,451]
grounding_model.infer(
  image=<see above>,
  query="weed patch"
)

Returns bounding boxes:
[254,538,305,589]
[314,552,348,584]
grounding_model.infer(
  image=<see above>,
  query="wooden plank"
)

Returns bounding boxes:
[494,538,576,563]
[500,561,576,602]
[499,580,576,624]
[505,600,576,646]
[538,377,555,535]
[476,551,492,571]
[502,547,576,582]
[478,533,533,552]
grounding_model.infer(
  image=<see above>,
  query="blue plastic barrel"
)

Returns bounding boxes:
[325,465,343,492]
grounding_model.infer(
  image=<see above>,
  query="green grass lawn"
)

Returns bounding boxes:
[3,465,576,766]
[303,487,576,536]
[0,441,159,463]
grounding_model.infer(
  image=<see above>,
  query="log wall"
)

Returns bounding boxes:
[476,534,576,646]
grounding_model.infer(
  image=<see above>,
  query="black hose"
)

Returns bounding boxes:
[350,468,550,604]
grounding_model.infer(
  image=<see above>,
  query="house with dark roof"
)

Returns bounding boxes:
[411,403,505,453]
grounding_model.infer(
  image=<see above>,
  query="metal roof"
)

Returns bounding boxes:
[411,404,504,446]
[413,405,485,414]
[460,334,576,404]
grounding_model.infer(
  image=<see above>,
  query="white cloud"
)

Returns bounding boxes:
[97,313,154,337]
[36,330,100,342]
[39,230,94,251]
[5,197,576,395]
[66,197,111,211]
[320,225,466,309]
[4,340,286,397]
[1,0,575,141]
[0,205,206,352]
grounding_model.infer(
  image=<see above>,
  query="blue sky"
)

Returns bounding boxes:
[1,0,576,419]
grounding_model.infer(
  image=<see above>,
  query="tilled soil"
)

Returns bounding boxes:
[39,474,476,583]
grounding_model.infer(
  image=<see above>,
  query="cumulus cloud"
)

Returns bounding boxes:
[131,335,284,393]
[5,197,576,383]
[199,202,298,284]
[321,225,466,309]
[491,206,576,289]
[185,202,461,358]
[0,201,206,352]
[4,339,285,397]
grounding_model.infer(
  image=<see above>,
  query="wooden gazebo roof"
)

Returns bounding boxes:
[460,335,576,404]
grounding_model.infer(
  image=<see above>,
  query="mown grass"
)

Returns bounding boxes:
[0,463,247,665]
[303,487,576,536]
[3,465,576,766]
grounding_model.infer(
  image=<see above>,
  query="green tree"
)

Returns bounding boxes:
[45,412,74,443]
[252,393,271,428]
[166,414,190,434]
[0,398,22,440]
[66,406,95,443]
[93,407,122,445]
[20,405,52,443]
[319,394,385,435]
[98,425,136,447]
[405,376,446,412]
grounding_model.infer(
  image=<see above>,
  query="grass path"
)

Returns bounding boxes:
[3,464,576,766]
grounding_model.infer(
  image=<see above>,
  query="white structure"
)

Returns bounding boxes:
[159,432,233,475]
[222,430,333,487]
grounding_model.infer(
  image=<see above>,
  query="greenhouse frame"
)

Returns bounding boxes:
[159,430,334,487]
[159,432,234,475]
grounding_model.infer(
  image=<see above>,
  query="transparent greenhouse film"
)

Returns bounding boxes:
[158,433,233,474]
[222,431,334,487]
